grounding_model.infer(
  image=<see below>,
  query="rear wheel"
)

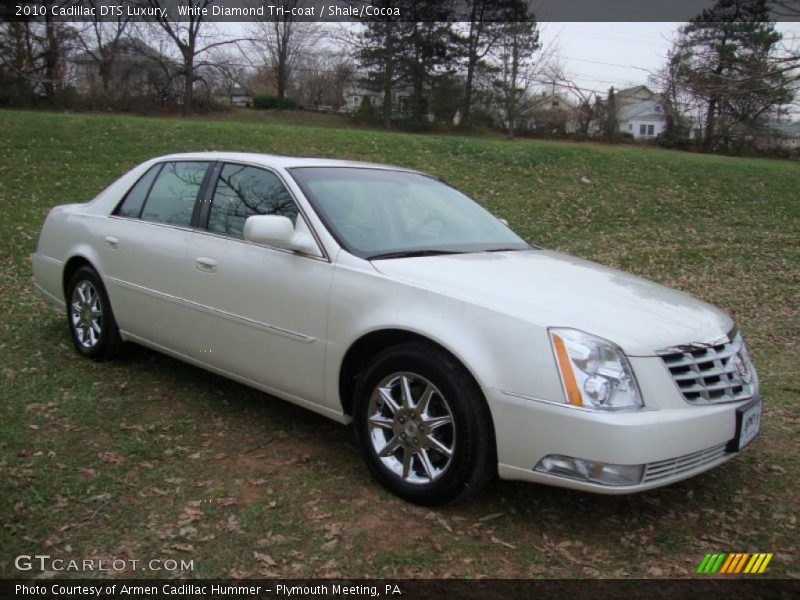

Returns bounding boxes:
[354,342,495,505]
[66,266,122,360]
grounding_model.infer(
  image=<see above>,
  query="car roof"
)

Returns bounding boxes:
[152,152,424,174]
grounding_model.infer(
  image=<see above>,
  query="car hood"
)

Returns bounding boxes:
[371,249,733,356]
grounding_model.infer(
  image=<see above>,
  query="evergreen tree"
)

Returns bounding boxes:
[667,0,792,150]
[490,6,541,138]
[357,0,455,128]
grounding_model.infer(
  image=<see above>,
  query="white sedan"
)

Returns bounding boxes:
[32,152,761,505]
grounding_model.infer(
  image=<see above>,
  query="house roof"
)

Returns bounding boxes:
[71,39,175,66]
[617,99,667,122]
[615,85,651,100]
[530,93,577,110]
[761,120,800,139]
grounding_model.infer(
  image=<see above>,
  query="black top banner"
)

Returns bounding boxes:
[2,0,799,23]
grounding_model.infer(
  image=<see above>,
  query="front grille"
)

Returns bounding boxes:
[659,334,756,404]
[643,444,728,483]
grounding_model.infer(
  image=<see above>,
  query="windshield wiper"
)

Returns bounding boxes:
[367,249,466,261]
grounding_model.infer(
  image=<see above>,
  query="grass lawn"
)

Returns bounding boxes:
[0,109,798,579]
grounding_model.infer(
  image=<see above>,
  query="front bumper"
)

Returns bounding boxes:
[488,386,757,494]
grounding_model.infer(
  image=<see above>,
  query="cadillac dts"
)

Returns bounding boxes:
[31,153,761,505]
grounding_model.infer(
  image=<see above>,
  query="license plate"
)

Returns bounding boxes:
[736,399,762,450]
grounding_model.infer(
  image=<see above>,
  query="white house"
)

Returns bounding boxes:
[528,92,579,134]
[341,79,411,117]
[614,86,668,140]
[213,86,252,108]
[751,120,800,151]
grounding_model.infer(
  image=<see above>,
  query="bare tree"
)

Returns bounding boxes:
[143,0,246,114]
[0,4,76,103]
[294,51,353,110]
[456,0,536,129]
[248,2,322,106]
[203,48,252,106]
[73,2,130,94]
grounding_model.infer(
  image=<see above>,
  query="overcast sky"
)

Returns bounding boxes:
[548,21,800,99]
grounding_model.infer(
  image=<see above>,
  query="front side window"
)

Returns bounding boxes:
[207,164,298,239]
[290,167,529,259]
[140,162,208,227]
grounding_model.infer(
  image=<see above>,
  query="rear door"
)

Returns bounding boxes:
[183,162,333,406]
[102,161,213,353]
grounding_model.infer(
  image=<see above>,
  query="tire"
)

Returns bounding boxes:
[65,266,123,361]
[353,341,496,505]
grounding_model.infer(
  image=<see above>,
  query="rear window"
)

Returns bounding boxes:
[115,165,161,218]
[140,162,208,227]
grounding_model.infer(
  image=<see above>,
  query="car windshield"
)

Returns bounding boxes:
[289,167,530,259]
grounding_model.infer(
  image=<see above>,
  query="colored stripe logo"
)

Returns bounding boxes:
[697,553,773,574]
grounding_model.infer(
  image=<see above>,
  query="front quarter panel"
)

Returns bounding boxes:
[324,253,565,417]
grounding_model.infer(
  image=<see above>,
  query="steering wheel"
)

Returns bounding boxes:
[415,216,447,237]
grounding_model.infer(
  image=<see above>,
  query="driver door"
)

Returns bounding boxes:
[182,163,333,407]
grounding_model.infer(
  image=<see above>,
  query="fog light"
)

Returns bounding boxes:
[535,455,644,486]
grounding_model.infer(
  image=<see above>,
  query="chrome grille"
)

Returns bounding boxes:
[659,334,756,404]
[643,444,728,483]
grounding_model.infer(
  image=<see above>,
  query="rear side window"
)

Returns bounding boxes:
[207,164,298,239]
[140,162,208,227]
[116,165,161,218]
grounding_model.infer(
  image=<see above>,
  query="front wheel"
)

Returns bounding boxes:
[354,342,496,505]
[66,266,123,360]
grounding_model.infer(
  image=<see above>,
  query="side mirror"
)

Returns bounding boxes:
[243,215,319,256]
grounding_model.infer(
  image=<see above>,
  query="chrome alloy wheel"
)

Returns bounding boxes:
[367,372,456,485]
[70,280,103,349]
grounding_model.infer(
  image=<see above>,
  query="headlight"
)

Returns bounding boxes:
[549,328,643,410]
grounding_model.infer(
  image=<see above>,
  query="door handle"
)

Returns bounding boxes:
[104,236,119,249]
[195,256,218,273]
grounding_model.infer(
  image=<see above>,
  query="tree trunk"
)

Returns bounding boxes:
[277,70,285,104]
[44,18,60,101]
[182,51,194,116]
[462,56,475,129]
[461,18,479,130]
[506,40,520,139]
[704,96,718,151]
[382,24,394,129]
[100,59,111,93]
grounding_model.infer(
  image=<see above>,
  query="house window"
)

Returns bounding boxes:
[639,124,646,135]
[647,124,655,136]
[628,124,633,131]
